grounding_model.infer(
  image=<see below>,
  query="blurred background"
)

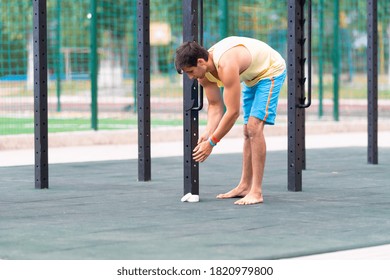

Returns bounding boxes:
[0,0,389,137]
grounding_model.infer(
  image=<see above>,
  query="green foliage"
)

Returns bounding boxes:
[1,0,390,77]
[0,1,31,76]
[1,0,390,135]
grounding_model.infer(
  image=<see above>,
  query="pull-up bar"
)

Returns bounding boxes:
[32,0,380,193]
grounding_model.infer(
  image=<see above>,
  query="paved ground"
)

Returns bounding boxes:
[1,120,390,259]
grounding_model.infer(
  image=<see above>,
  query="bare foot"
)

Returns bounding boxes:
[234,192,263,205]
[216,186,250,199]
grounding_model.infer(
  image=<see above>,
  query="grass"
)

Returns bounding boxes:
[0,117,210,135]
[1,73,389,135]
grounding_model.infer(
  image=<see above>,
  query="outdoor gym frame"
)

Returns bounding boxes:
[33,0,49,189]
[137,0,151,181]
[33,0,379,191]
[287,0,379,191]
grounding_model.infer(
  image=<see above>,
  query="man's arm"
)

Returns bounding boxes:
[193,51,242,162]
[209,62,241,142]
[197,77,224,143]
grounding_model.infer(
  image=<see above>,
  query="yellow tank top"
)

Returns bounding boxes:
[205,36,286,87]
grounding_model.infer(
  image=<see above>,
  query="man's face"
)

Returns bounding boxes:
[182,59,207,80]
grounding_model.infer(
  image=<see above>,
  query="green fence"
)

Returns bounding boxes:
[1,0,389,135]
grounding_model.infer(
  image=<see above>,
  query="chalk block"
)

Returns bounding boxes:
[181,193,200,203]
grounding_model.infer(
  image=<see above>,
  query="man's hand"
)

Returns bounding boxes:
[193,139,213,162]
[197,131,209,144]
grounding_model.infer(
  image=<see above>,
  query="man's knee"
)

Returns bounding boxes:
[243,125,250,140]
[246,118,265,138]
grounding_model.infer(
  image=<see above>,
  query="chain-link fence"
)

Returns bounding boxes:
[1,0,389,135]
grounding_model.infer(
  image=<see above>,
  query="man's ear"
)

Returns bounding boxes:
[197,58,206,66]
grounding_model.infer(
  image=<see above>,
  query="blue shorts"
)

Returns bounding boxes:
[242,70,286,125]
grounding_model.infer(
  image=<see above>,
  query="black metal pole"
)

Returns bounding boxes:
[183,0,202,195]
[367,0,378,164]
[33,0,49,189]
[287,0,307,192]
[137,0,151,181]
[90,0,98,130]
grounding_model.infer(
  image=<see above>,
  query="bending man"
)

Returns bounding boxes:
[175,36,286,205]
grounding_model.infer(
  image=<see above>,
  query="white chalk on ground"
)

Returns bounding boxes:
[181,193,200,203]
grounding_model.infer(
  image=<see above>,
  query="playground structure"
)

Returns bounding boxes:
[1,0,390,263]
[27,0,385,195]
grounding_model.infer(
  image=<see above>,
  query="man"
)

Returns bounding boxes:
[175,36,286,205]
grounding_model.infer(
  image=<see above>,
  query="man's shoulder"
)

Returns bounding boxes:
[217,47,241,66]
[218,46,251,73]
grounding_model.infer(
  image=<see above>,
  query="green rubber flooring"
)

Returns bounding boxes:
[1,147,390,259]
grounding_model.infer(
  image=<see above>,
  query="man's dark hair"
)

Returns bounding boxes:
[175,41,209,74]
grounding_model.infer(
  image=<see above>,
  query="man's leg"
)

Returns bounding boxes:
[216,124,253,199]
[234,117,265,205]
